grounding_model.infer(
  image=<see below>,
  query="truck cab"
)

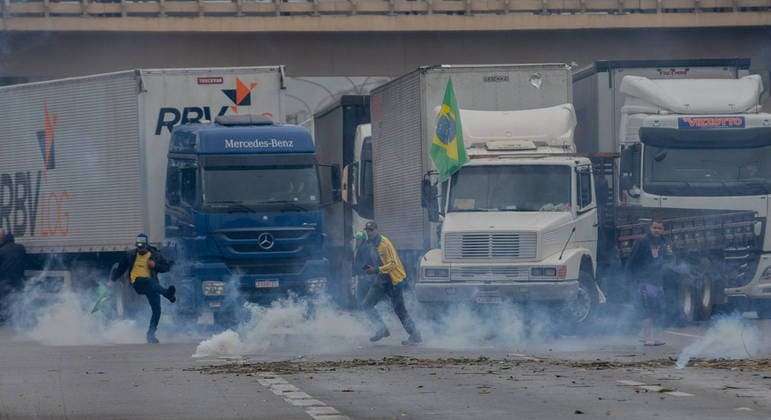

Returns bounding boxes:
[164,115,336,322]
[616,75,771,316]
[416,104,602,325]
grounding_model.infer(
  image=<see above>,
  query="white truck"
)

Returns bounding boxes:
[371,64,602,324]
[0,67,287,313]
[574,59,770,319]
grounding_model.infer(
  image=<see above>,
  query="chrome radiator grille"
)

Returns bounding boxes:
[444,232,537,261]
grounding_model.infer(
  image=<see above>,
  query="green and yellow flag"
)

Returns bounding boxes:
[430,79,468,181]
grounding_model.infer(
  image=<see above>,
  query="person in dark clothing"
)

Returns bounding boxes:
[110,234,176,343]
[626,219,672,346]
[0,229,27,322]
[360,222,422,346]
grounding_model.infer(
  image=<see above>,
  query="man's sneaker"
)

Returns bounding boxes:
[166,285,176,303]
[401,334,422,346]
[147,333,159,344]
[369,328,390,342]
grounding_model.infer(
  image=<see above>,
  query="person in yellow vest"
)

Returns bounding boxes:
[111,234,175,343]
[361,221,422,346]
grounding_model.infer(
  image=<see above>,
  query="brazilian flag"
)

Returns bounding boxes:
[430,79,468,181]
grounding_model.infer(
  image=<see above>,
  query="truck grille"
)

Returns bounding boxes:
[444,232,537,261]
[225,260,306,276]
[220,229,312,240]
[451,266,529,282]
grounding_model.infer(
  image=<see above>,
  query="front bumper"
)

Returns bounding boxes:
[191,257,330,309]
[414,280,579,304]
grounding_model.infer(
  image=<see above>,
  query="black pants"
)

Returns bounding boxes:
[362,276,419,337]
[133,277,171,335]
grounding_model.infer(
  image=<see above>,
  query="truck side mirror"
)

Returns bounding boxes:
[421,177,441,223]
[421,178,433,209]
[331,165,342,202]
[318,164,342,204]
[341,164,351,204]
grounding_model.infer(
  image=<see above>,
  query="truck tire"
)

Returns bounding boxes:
[695,276,714,321]
[562,270,598,329]
[677,283,696,324]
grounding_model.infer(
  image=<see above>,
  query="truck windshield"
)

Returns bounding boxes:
[449,165,572,212]
[202,165,320,208]
[643,145,771,196]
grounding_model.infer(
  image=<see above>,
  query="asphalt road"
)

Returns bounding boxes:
[1,313,770,420]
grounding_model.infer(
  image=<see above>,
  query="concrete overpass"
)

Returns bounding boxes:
[1,0,771,81]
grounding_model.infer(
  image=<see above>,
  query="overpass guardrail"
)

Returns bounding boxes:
[2,0,770,19]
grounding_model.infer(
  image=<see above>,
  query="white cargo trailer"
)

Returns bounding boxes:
[0,67,284,266]
[370,64,572,270]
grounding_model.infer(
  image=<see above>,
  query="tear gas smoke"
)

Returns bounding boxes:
[193,294,370,358]
[8,274,146,346]
[6,261,195,346]
[25,289,145,346]
[675,314,760,369]
[193,285,643,358]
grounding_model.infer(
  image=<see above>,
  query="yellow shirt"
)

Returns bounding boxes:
[130,252,152,283]
[375,236,406,286]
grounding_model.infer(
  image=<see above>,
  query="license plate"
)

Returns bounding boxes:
[475,295,503,304]
[255,280,279,288]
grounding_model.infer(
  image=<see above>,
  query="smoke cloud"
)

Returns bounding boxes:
[5,260,194,346]
[193,294,370,358]
[675,314,760,369]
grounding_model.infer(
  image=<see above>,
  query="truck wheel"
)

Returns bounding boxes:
[677,283,696,323]
[563,270,598,328]
[695,277,714,321]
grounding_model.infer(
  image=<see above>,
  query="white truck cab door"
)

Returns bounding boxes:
[574,166,599,264]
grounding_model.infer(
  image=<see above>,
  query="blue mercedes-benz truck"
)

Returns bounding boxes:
[164,114,339,323]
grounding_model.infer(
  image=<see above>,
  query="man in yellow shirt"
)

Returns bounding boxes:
[111,234,175,343]
[361,222,422,346]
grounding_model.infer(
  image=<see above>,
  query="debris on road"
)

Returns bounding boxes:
[194,355,771,376]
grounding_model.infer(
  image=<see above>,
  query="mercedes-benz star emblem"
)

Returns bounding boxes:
[257,233,275,250]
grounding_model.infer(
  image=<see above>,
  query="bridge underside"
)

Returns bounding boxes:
[2,26,770,81]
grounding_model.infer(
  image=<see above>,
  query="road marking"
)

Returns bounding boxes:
[257,372,350,420]
[618,380,694,397]
[664,330,703,339]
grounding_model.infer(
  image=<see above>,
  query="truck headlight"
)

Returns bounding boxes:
[531,266,567,280]
[202,281,226,296]
[762,267,771,280]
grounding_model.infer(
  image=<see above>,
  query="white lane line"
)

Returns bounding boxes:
[618,380,694,397]
[307,406,341,416]
[287,398,326,407]
[664,330,703,339]
[256,372,350,420]
[271,383,301,393]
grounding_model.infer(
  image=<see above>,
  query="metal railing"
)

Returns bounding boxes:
[2,0,770,19]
